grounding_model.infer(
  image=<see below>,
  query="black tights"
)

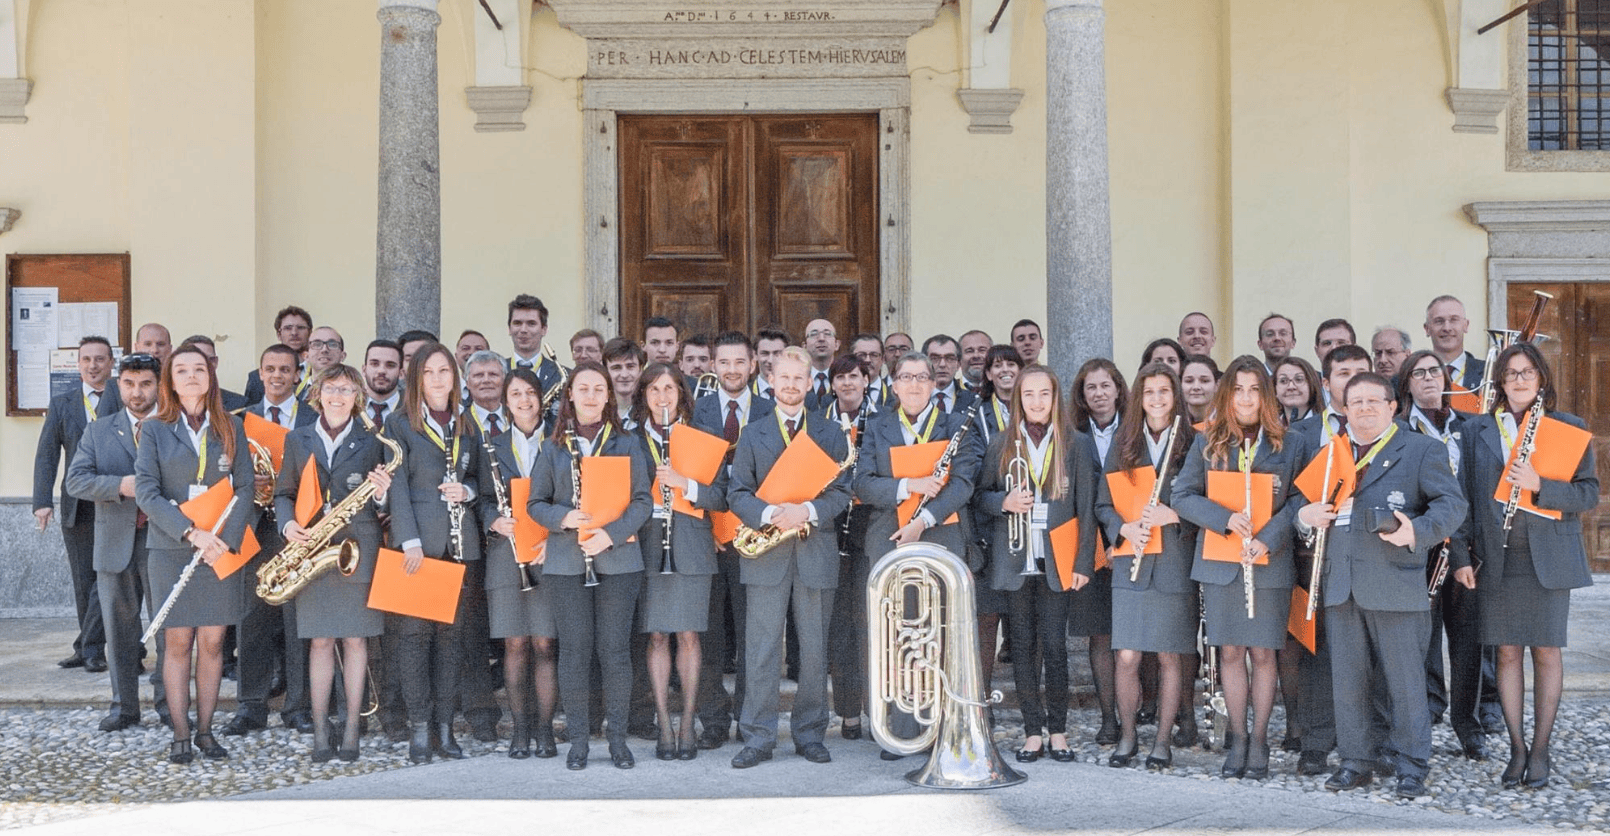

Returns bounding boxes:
[1497,644,1562,776]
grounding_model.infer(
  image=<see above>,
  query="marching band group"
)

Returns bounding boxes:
[34,292,1596,796]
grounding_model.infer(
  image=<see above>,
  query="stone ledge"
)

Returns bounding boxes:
[1465,200,1610,232]
[0,78,33,124]
[466,85,532,132]
[0,498,75,616]
[956,87,1024,134]
[1445,87,1507,134]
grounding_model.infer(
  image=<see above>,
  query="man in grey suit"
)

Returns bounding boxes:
[727,347,851,768]
[65,352,167,729]
[34,335,120,671]
[1297,372,1466,799]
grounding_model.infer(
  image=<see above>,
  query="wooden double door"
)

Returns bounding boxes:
[619,113,880,342]
[1505,282,1610,572]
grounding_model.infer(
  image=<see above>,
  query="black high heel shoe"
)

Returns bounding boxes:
[193,731,229,760]
[1108,740,1138,768]
[1242,740,1271,780]
[167,738,194,764]
[1524,750,1551,789]
[677,727,698,761]
[1145,746,1173,771]
[509,721,531,760]
[656,736,677,761]
[311,718,335,764]
[1220,734,1248,779]
[533,723,559,759]
[841,721,863,740]
[1501,746,1527,789]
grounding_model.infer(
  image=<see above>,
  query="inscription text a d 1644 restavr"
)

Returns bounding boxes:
[663,10,837,22]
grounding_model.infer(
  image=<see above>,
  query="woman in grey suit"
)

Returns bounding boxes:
[528,361,653,771]
[1096,364,1199,770]
[975,365,1096,763]
[135,346,254,764]
[481,367,559,760]
[631,363,725,761]
[275,364,393,763]
[1173,356,1304,781]
[384,342,483,764]
[1452,343,1598,789]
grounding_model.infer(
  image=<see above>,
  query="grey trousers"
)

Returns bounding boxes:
[548,570,643,742]
[739,561,834,751]
[1327,598,1432,779]
[697,548,748,733]
[97,527,166,721]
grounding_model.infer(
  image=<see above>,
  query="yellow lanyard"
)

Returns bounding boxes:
[645,424,670,466]
[991,397,1008,432]
[1236,432,1262,473]
[897,408,939,444]
[1494,408,1532,452]
[1024,433,1054,495]
[1351,423,1397,472]
[581,424,614,456]
[775,410,806,445]
[422,419,462,475]
[194,432,208,484]
[84,392,99,422]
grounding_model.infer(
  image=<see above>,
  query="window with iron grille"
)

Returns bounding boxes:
[1529,0,1610,150]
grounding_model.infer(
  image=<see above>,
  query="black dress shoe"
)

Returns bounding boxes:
[1145,752,1172,770]
[1108,746,1136,768]
[840,722,863,740]
[509,722,532,760]
[338,744,359,763]
[58,654,86,669]
[223,714,267,736]
[311,741,336,763]
[1524,752,1551,789]
[731,746,772,769]
[534,725,559,759]
[1395,773,1428,798]
[1297,750,1330,776]
[656,740,677,761]
[1280,734,1302,753]
[99,713,139,732]
[796,742,831,763]
[1501,746,1526,789]
[609,740,635,769]
[193,732,229,760]
[1372,757,1397,778]
[1243,741,1271,780]
[287,713,315,735]
[83,657,108,673]
[567,744,589,771]
[1015,746,1042,763]
[697,725,730,750]
[1324,767,1373,791]
[1136,705,1157,727]
[471,723,500,743]
[1220,735,1247,779]
[433,723,464,759]
[1172,719,1198,749]
[408,723,432,764]
[1458,735,1490,762]
[1049,746,1076,763]
[168,738,194,764]
[157,709,174,730]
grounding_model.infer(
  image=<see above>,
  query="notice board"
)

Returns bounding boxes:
[6,254,131,417]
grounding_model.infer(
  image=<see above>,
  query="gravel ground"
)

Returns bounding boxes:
[1,698,1606,831]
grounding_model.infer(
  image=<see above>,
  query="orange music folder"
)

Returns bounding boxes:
[368,548,465,623]
[580,456,632,541]
[178,479,259,578]
[711,510,741,545]
[1288,586,1316,653]
[1203,471,1274,564]
[242,412,290,471]
[1448,386,1481,415]
[294,456,321,527]
[508,478,550,565]
[671,423,728,485]
[1492,415,1593,521]
[756,432,840,506]
[1049,518,1081,590]
[1295,436,1356,507]
[891,441,959,527]
[210,526,260,580]
[1105,469,1162,556]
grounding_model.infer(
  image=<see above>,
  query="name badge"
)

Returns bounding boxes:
[1336,497,1354,529]
[1030,502,1050,532]
[188,484,208,501]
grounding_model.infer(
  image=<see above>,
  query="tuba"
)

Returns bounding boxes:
[866,543,1026,789]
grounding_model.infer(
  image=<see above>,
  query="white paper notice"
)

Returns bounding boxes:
[11,288,59,350]
[55,303,84,348]
[17,348,51,409]
[83,303,117,343]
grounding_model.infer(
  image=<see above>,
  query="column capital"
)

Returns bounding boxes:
[378,0,439,10]
[1045,0,1103,12]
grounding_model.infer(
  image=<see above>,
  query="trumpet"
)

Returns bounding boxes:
[483,441,537,592]
[1130,415,1181,583]
[1004,438,1036,575]
[564,430,599,587]
[657,406,677,576]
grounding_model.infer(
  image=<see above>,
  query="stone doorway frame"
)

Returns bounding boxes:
[581,77,910,337]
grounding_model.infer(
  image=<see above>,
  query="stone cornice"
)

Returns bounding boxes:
[1464,200,1610,232]
[546,0,945,39]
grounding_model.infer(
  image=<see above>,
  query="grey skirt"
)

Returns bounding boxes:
[639,571,711,634]
[1112,586,1197,654]
[1202,581,1288,650]
[295,568,383,639]
[148,547,244,629]
[1479,521,1569,648]
[488,583,557,639]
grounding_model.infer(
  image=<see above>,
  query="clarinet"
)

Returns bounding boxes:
[909,399,982,524]
[657,407,676,576]
[836,405,867,559]
[565,429,599,587]
[483,441,536,591]
[1500,397,1545,548]
[445,439,466,562]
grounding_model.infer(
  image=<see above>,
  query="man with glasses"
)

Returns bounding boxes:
[244,306,312,405]
[303,327,347,397]
[881,332,914,377]
[35,336,118,673]
[922,334,975,415]
[802,318,840,411]
[1423,295,1483,391]
[1296,372,1465,799]
[66,352,168,729]
[1371,327,1412,379]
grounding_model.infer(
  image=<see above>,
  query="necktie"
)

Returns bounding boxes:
[1332,413,1348,436]
[269,405,282,425]
[487,413,503,437]
[724,401,740,443]
[816,373,829,399]
[371,403,386,424]
[785,418,798,442]
[935,392,948,413]
[132,418,147,528]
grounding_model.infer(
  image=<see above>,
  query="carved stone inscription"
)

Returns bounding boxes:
[589,37,908,79]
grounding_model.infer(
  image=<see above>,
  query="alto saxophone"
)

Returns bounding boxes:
[256,414,404,606]
[733,416,858,558]
[537,343,569,416]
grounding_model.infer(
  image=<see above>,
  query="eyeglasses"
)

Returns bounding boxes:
[1407,366,1442,381]
[804,329,834,340]
[1274,375,1306,387]
[1502,367,1539,382]
[895,373,932,384]
[928,355,959,365]
[309,339,343,351]
[320,385,359,397]
[1345,397,1391,410]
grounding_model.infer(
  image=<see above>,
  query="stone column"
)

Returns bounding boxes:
[375,0,442,342]
[1044,0,1112,383]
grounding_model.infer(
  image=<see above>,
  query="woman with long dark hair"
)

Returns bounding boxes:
[1172,356,1305,781]
[1272,357,1323,426]
[135,346,254,763]
[977,344,1023,443]
[1140,338,1186,377]
[528,361,653,770]
[1452,343,1597,789]
[1181,355,1220,426]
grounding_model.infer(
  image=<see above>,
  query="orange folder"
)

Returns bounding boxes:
[1202,471,1274,564]
[580,456,632,542]
[711,510,741,545]
[367,548,465,623]
[671,423,728,485]
[1049,517,1081,590]
[1448,385,1481,415]
[1105,469,1162,556]
[243,412,290,471]
[508,478,550,565]
[294,456,321,527]
[756,432,840,506]
[1295,435,1356,507]
[179,479,260,579]
[891,441,958,527]
[1287,586,1316,653]
[1492,414,1592,521]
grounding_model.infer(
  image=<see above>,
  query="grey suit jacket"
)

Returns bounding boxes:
[633,425,728,577]
[1095,440,1201,595]
[273,419,388,584]
[1452,410,1598,590]
[853,407,983,564]
[64,410,144,572]
[134,415,255,552]
[34,386,118,527]
[1173,432,1304,590]
[727,408,853,589]
[383,411,483,562]
[526,428,653,576]
[973,428,1097,592]
[1316,422,1467,612]
[692,390,775,442]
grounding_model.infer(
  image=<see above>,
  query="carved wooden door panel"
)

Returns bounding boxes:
[1507,282,1610,572]
[619,113,879,342]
